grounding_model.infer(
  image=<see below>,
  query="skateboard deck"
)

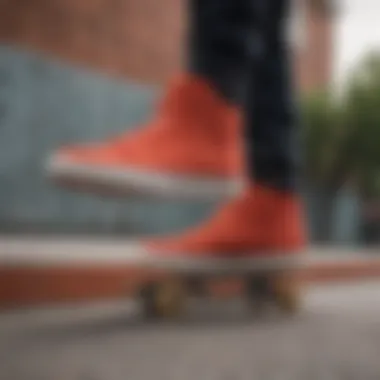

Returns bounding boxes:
[1,237,305,319]
[131,250,304,274]
[131,251,306,319]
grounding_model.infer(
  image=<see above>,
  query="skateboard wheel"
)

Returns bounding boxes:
[246,272,301,315]
[139,279,187,319]
[274,288,299,314]
[246,275,273,313]
[271,272,301,314]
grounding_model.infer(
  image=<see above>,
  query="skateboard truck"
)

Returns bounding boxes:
[137,267,302,320]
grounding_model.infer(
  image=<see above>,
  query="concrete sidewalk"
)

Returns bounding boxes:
[1,280,380,380]
[0,236,379,307]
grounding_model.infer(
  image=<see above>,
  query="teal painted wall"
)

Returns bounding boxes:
[0,46,362,243]
[0,46,211,235]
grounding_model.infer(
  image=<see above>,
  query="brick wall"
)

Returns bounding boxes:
[0,0,334,90]
[0,0,185,83]
[296,3,334,91]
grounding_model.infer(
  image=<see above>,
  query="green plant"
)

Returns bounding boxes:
[301,91,344,190]
[301,52,380,199]
[300,52,380,241]
[342,52,380,199]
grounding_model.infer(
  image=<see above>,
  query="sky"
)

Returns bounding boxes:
[335,0,380,84]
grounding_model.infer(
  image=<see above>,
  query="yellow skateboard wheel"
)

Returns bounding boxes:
[246,271,301,315]
[140,278,187,319]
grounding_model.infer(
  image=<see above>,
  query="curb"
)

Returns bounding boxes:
[0,239,379,308]
[1,258,380,308]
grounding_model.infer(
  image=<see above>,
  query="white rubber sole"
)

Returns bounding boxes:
[46,156,244,200]
[0,238,306,274]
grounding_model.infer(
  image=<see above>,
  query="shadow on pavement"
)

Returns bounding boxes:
[5,301,312,345]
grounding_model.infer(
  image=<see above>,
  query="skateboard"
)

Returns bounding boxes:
[133,254,305,319]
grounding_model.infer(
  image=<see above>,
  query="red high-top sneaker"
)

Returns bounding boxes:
[141,185,307,272]
[47,75,245,199]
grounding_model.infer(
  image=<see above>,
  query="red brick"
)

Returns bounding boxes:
[0,0,331,89]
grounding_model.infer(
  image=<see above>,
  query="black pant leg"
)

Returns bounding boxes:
[244,0,300,191]
[188,0,267,105]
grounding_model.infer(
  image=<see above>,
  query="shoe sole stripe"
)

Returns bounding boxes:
[1,237,305,274]
[46,158,244,200]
